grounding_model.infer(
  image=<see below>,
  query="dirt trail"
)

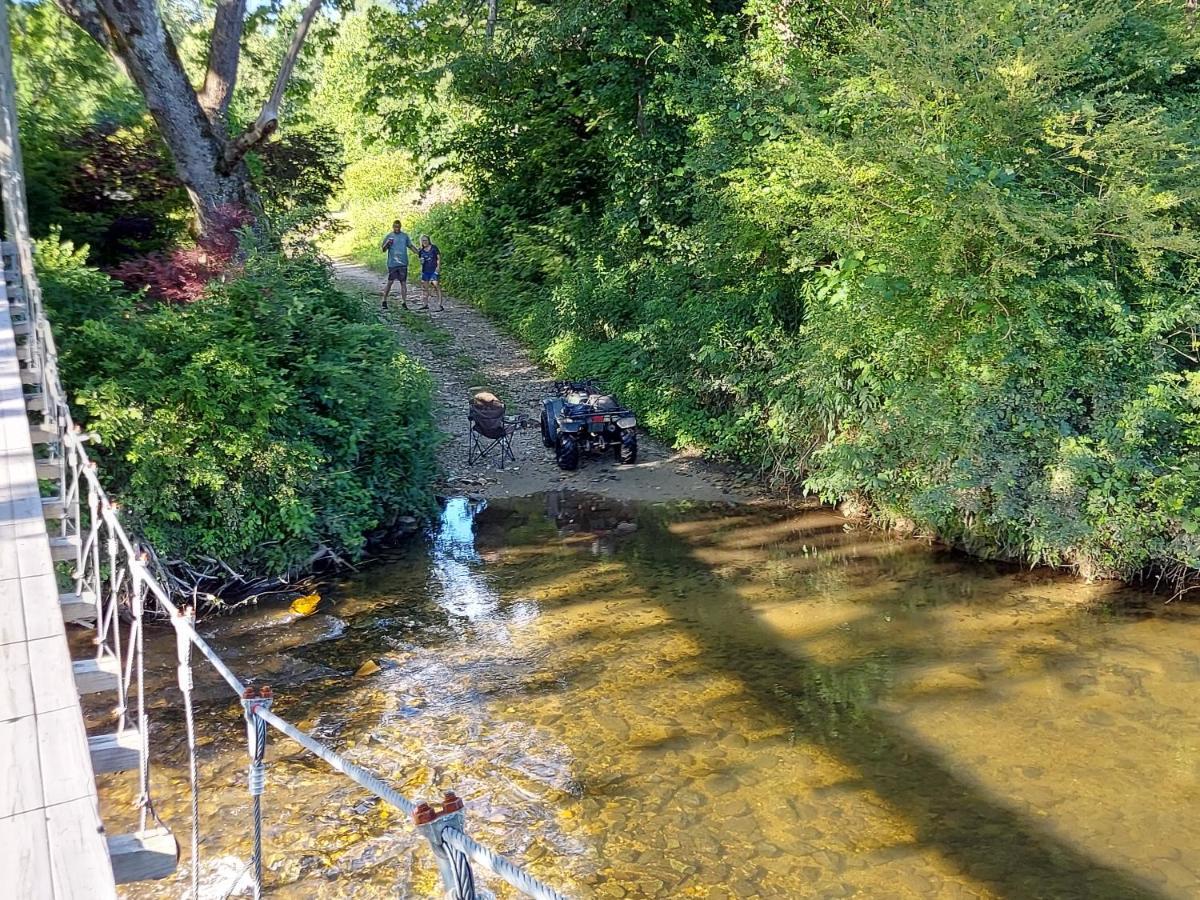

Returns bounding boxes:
[334,260,758,503]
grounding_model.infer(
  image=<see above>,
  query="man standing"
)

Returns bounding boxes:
[381,219,417,310]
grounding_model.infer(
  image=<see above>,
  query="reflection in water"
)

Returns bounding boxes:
[96,493,1200,899]
[430,496,538,638]
[430,496,494,621]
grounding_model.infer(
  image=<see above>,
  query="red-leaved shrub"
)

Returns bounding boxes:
[109,205,254,302]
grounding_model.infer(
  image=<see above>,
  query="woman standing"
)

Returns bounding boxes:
[417,235,443,311]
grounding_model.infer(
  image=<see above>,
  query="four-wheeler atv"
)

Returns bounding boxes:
[540,380,638,471]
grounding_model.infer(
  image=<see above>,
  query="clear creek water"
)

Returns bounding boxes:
[96,494,1200,898]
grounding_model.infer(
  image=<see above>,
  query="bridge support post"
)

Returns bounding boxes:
[414,792,480,900]
[241,687,273,900]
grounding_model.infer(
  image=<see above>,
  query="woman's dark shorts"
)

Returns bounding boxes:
[388,264,408,281]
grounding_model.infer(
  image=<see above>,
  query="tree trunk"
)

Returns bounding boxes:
[486,0,498,41]
[90,0,253,234]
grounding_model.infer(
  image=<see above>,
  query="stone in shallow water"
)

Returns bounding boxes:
[703,773,740,796]
[897,870,935,894]
[811,849,846,875]
[675,788,706,809]
[719,731,749,749]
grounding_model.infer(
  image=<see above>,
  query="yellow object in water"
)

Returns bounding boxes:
[355,659,381,677]
[290,593,321,617]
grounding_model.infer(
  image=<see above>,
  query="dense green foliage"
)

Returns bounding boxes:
[38,235,438,573]
[340,0,1200,584]
[17,0,1200,585]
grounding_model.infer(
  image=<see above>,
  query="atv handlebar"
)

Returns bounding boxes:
[554,379,603,395]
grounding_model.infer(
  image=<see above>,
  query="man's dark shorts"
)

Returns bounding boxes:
[388,264,408,281]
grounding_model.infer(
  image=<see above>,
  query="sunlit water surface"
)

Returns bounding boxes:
[96,494,1200,898]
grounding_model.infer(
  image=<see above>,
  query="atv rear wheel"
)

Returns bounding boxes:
[556,433,580,471]
[618,429,638,465]
[540,409,555,448]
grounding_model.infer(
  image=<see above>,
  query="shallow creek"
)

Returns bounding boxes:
[96,493,1200,898]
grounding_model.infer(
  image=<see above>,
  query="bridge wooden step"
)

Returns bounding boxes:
[88,728,141,775]
[49,533,78,562]
[19,367,41,385]
[35,459,60,480]
[60,590,97,623]
[42,496,65,519]
[12,318,30,336]
[108,828,178,884]
[25,391,45,412]
[29,423,57,442]
[72,655,121,694]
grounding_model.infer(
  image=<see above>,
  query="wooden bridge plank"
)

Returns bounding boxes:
[108,828,177,884]
[0,808,53,898]
[0,637,34,718]
[0,575,28,646]
[88,728,141,775]
[29,634,81,715]
[22,571,67,643]
[72,656,121,695]
[21,578,65,648]
[37,706,98,807]
[59,590,96,624]
[0,716,43,818]
[0,278,117,897]
[35,459,60,480]
[46,797,117,899]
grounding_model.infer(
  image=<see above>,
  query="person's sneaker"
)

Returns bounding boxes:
[381,300,388,311]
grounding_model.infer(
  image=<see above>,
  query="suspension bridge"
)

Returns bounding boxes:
[0,4,567,897]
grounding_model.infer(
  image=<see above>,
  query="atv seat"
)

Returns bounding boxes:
[468,391,520,469]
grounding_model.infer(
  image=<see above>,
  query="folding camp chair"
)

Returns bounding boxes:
[467,391,521,469]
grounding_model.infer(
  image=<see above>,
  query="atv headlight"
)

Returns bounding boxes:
[617,416,636,429]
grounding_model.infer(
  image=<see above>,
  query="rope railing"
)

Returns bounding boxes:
[1,236,571,899]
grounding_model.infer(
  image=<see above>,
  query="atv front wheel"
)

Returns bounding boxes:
[540,409,555,448]
[556,433,580,471]
[618,429,638,465]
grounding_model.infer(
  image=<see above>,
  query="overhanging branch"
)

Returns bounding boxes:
[224,0,323,168]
